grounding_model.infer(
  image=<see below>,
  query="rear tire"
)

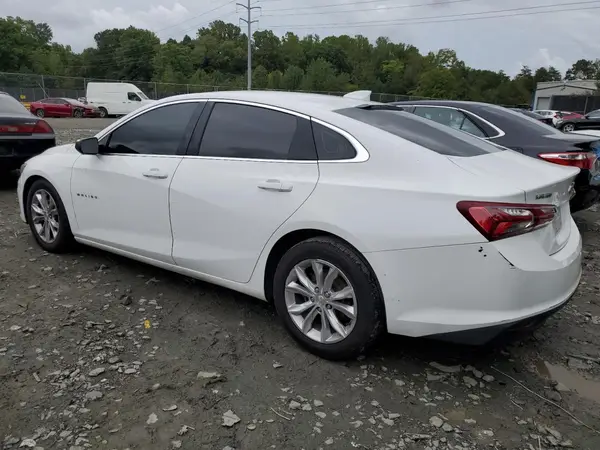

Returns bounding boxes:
[273,237,385,360]
[35,109,45,118]
[98,107,108,118]
[25,179,75,253]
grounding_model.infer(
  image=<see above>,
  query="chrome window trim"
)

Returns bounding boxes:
[402,104,506,140]
[310,117,370,163]
[96,97,369,163]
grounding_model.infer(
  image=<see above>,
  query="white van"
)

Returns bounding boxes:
[85,82,155,117]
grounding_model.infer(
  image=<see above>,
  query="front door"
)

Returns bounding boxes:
[170,101,319,283]
[70,101,204,263]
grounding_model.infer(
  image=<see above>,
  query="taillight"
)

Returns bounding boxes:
[457,201,556,241]
[33,120,53,133]
[0,120,53,134]
[538,152,596,170]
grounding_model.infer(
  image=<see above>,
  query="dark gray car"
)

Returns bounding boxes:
[391,100,600,212]
[0,93,56,175]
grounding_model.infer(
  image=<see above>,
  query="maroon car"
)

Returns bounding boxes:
[29,98,100,118]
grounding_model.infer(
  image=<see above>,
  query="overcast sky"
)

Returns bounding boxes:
[2,0,599,76]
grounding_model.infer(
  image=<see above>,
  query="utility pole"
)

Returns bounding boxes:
[237,0,260,90]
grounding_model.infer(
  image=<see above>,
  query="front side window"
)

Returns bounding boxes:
[128,92,141,101]
[413,106,486,138]
[104,102,199,155]
[199,103,301,160]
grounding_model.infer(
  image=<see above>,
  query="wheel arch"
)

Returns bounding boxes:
[22,175,48,223]
[262,228,382,305]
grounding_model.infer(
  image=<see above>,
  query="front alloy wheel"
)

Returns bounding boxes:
[31,189,60,244]
[285,259,357,344]
[26,179,74,253]
[562,123,575,132]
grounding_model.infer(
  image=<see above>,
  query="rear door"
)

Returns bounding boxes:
[169,100,319,283]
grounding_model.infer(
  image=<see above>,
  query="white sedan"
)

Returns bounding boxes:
[17,91,582,359]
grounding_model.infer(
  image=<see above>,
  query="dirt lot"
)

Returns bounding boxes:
[1,120,600,449]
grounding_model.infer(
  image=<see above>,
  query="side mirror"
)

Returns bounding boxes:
[75,137,99,155]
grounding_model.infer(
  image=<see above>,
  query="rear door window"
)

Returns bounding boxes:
[335,107,504,157]
[413,106,486,138]
[199,102,316,160]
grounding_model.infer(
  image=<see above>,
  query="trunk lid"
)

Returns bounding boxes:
[448,150,578,255]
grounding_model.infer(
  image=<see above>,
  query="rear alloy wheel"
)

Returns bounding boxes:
[73,109,83,118]
[561,123,575,132]
[35,109,45,118]
[273,237,385,360]
[98,107,108,118]
[25,179,75,253]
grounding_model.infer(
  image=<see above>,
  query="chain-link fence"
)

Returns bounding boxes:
[0,72,433,103]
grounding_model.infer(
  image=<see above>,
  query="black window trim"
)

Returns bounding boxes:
[98,99,207,158]
[400,104,505,140]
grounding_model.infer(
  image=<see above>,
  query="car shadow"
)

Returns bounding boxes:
[0,171,19,191]
[73,243,519,372]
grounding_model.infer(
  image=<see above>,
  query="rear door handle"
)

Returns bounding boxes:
[257,179,293,192]
[142,169,168,179]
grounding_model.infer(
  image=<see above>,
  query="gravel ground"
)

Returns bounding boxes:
[1,123,600,449]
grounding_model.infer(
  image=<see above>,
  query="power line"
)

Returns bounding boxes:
[63,10,239,71]
[263,0,479,15]
[50,1,596,73]
[263,1,600,28]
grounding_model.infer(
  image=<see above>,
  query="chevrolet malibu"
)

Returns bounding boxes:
[17,91,582,359]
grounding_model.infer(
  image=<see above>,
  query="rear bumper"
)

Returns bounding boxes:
[364,218,582,341]
[0,138,56,171]
[426,293,571,345]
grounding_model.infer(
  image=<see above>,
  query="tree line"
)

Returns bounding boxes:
[1,15,599,105]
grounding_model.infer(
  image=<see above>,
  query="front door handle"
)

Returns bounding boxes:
[142,169,168,179]
[257,179,293,192]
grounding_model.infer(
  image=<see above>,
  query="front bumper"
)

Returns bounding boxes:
[364,219,582,342]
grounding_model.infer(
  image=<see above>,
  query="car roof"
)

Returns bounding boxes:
[155,90,379,118]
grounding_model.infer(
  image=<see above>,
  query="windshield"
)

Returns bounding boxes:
[335,107,504,157]
[137,91,149,100]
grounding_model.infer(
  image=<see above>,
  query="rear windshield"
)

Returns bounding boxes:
[335,107,504,157]
[483,104,563,136]
[0,94,29,115]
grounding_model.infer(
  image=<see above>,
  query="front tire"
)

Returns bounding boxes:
[98,107,108,118]
[73,109,83,118]
[273,237,385,360]
[35,109,45,118]
[25,179,75,253]
[561,123,575,132]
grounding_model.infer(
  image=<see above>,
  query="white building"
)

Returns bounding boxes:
[533,80,597,110]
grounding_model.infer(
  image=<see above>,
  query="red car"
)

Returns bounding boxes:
[29,98,100,118]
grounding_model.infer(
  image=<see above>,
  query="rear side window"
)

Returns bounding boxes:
[336,107,503,157]
[311,121,357,160]
[199,102,316,160]
[412,106,486,138]
[105,102,199,155]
